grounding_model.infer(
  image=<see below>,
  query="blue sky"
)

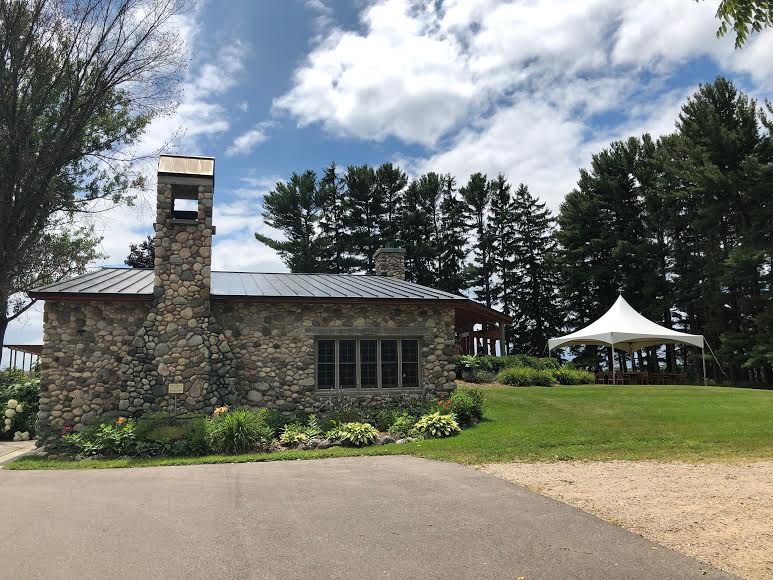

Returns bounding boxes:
[5,0,773,349]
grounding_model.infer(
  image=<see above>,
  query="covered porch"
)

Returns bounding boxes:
[454,302,510,357]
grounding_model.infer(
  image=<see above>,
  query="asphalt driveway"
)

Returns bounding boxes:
[0,456,728,579]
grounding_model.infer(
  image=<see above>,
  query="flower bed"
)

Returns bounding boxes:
[42,389,485,460]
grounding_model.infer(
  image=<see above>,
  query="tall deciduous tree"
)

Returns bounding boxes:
[0,0,187,354]
[701,0,773,47]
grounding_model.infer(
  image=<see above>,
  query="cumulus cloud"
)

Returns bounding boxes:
[276,0,773,204]
[225,122,272,156]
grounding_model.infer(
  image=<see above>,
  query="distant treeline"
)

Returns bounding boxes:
[256,77,773,385]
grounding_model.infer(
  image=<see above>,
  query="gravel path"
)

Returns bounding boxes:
[483,460,773,579]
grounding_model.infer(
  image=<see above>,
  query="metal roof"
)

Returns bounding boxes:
[29,267,468,302]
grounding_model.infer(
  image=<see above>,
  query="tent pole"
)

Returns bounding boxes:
[611,336,615,385]
[701,346,707,387]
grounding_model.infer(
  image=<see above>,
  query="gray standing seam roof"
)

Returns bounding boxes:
[28,267,468,302]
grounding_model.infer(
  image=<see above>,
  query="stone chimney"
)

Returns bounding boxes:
[120,155,235,416]
[373,246,406,280]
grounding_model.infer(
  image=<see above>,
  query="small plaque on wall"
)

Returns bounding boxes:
[168,383,184,394]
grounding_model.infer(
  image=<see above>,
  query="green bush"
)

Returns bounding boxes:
[279,422,310,446]
[449,389,484,425]
[387,413,415,438]
[321,398,431,431]
[455,354,560,379]
[63,419,138,457]
[180,417,209,456]
[411,412,461,438]
[206,408,273,454]
[0,368,29,388]
[552,368,595,385]
[496,367,556,387]
[1,377,39,439]
[328,422,379,447]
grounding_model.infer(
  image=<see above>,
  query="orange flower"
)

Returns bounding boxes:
[213,405,230,416]
[116,416,127,425]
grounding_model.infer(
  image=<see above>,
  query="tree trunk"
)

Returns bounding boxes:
[0,294,8,368]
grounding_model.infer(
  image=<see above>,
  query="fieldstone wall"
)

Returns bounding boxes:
[118,182,236,416]
[38,300,151,439]
[37,299,456,438]
[373,247,406,280]
[214,301,457,414]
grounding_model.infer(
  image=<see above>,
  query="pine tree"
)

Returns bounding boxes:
[125,235,155,269]
[461,173,493,307]
[342,165,381,271]
[510,184,561,355]
[317,162,357,273]
[401,173,442,285]
[436,175,469,294]
[255,170,323,272]
[375,163,408,245]
[487,175,518,321]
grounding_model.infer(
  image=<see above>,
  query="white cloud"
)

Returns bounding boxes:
[276,0,773,200]
[225,122,272,156]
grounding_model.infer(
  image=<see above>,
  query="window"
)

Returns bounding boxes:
[317,340,336,389]
[360,340,378,388]
[402,340,419,388]
[316,338,421,391]
[339,340,357,388]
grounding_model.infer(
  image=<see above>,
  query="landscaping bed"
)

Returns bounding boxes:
[27,389,484,465]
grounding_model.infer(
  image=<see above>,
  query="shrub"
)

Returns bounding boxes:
[552,368,595,385]
[63,418,137,457]
[321,398,431,431]
[1,377,39,439]
[387,413,415,438]
[206,408,273,454]
[496,367,555,387]
[328,422,379,447]
[449,389,484,425]
[411,412,460,439]
[180,417,209,456]
[455,354,561,380]
[279,423,309,446]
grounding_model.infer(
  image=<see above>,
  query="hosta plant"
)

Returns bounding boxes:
[329,422,379,447]
[279,423,310,446]
[411,412,461,439]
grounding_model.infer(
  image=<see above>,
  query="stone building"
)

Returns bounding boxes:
[29,155,508,439]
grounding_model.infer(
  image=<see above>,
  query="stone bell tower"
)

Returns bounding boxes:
[120,155,235,415]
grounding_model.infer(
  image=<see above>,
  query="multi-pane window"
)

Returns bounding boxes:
[316,339,421,390]
[317,340,336,389]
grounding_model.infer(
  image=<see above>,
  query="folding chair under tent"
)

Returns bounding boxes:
[547,295,707,385]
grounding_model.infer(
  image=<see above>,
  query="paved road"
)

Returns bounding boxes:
[0,456,728,579]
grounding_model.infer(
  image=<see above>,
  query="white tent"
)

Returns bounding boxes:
[548,295,706,384]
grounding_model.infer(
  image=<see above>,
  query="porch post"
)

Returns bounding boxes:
[499,324,506,357]
[701,346,707,386]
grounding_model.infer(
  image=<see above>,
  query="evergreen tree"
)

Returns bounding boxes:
[510,184,562,356]
[664,77,773,380]
[125,235,155,269]
[401,173,443,285]
[461,173,493,307]
[342,165,381,271]
[317,163,357,273]
[255,170,322,272]
[375,163,408,245]
[436,175,469,294]
[487,175,518,321]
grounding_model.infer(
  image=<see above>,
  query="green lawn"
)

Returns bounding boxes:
[7,384,773,470]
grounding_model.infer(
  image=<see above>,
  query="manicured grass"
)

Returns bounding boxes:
[7,384,772,470]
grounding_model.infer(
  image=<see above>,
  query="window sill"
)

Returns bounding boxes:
[316,388,423,396]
